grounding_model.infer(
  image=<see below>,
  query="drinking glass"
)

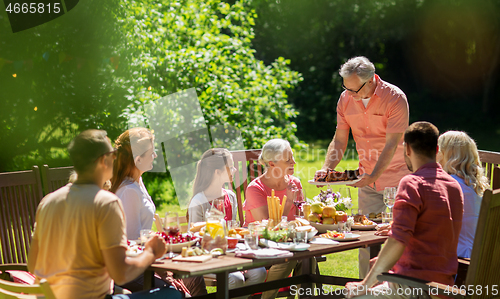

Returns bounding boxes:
[244,223,259,250]
[164,212,179,258]
[293,230,307,244]
[382,211,393,224]
[338,187,352,212]
[210,198,225,218]
[293,189,306,217]
[140,229,152,250]
[383,187,397,212]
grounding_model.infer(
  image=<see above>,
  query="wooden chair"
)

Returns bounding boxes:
[377,188,500,298]
[0,166,44,265]
[40,165,74,196]
[153,214,188,233]
[0,277,55,299]
[228,149,262,227]
[478,150,500,190]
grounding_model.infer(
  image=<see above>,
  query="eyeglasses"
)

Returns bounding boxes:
[342,80,367,94]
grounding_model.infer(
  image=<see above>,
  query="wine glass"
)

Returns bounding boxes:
[140,229,152,250]
[293,189,306,217]
[164,212,179,258]
[338,187,351,206]
[383,187,397,216]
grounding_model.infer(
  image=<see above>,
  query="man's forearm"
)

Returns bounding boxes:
[363,237,405,288]
[323,137,347,170]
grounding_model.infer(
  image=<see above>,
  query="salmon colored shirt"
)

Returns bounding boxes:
[389,163,464,286]
[243,176,301,226]
[336,74,410,191]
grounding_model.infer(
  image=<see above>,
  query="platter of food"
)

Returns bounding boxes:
[309,168,361,186]
[319,231,360,242]
[368,212,383,223]
[351,215,376,230]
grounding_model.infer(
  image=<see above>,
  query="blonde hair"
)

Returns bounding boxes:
[438,131,489,196]
[258,139,291,167]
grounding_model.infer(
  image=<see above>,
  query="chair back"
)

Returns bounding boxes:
[40,165,74,196]
[464,188,500,298]
[0,166,44,264]
[154,214,188,233]
[478,150,500,189]
[0,278,55,299]
[228,149,263,227]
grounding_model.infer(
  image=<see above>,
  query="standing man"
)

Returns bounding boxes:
[345,121,464,298]
[28,130,167,299]
[315,56,410,278]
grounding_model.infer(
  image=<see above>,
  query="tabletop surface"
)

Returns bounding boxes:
[149,230,387,277]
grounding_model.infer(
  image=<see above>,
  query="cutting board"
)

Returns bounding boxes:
[172,255,212,263]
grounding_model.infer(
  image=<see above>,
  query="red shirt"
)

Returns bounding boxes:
[389,163,464,286]
[243,176,301,226]
[336,74,410,191]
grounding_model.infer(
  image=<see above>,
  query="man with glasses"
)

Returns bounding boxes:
[315,56,410,278]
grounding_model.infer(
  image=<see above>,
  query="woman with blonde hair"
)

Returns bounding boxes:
[438,131,489,258]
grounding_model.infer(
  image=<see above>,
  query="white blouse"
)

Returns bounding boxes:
[115,177,156,240]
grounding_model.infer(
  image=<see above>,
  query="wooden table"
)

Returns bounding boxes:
[145,230,387,298]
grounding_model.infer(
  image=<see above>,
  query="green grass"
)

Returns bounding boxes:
[156,143,361,296]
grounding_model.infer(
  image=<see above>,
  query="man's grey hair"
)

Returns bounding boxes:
[339,56,375,81]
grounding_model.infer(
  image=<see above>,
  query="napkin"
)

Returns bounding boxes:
[235,248,293,259]
[309,238,340,245]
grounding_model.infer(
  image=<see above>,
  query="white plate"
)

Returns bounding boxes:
[327,233,360,242]
[310,222,338,233]
[351,224,377,230]
[167,239,198,253]
[259,239,310,251]
[308,178,361,186]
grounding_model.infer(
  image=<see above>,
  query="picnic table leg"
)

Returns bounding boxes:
[143,269,155,290]
[216,270,229,299]
[299,257,314,299]
[370,244,382,259]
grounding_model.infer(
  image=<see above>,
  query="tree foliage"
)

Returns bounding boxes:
[250,0,500,150]
[118,0,303,150]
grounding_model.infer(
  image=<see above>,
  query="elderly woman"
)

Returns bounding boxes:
[244,139,301,224]
[243,139,303,299]
[437,131,489,258]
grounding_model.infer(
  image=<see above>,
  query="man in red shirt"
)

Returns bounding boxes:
[345,121,464,298]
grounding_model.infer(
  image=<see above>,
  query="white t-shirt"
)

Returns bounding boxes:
[115,177,156,240]
[361,97,371,108]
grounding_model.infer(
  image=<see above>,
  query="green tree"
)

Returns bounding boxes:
[0,0,130,171]
[118,0,303,150]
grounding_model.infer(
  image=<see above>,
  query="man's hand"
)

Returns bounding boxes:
[375,223,391,236]
[144,234,167,259]
[349,173,377,188]
[345,281,369,299]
